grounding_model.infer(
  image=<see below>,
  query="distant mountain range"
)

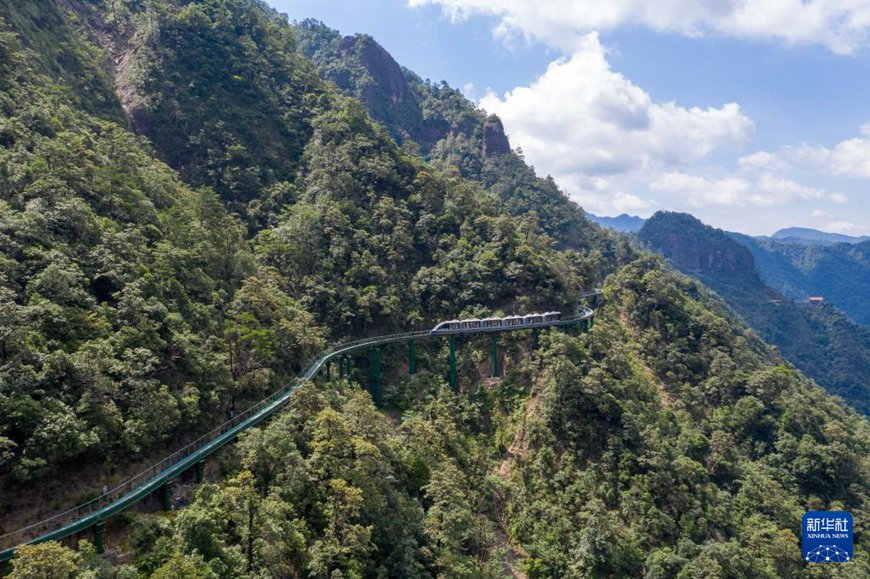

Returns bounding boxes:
[771,227,870,245]
[591,216,869,246]
[639,211,869,415]
[586,213,646,232]
[728,233,869,326]
[592,214,869,326]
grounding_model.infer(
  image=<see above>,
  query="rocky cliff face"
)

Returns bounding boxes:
[482,115,511,159]
[348,35,410,106]
[640,212,756,278]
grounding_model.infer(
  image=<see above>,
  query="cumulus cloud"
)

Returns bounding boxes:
[738,150,789,172]
[477,33,752,188]
[410,0,870,54]
[827,138,870,178]
[651,172,847,208]
[754,131,870,179]
[825,220,857,233]
[554,174,654,215]
[651,173,749,207]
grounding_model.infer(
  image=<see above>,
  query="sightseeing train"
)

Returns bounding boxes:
[429,312,562,334]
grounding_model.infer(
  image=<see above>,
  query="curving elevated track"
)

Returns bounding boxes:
[0,290,601,562]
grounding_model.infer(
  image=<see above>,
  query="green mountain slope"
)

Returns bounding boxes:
[0,7,259,489]
[293,19,600,250]
[640,211,870,415]
[729,233,870,327]
[0,0,608,515]
[0,2,867,578]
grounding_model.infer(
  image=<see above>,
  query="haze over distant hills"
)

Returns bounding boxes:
[728,232,869,326]
[771,227,870,245]
[591,214,869,327]
[586,213,646,233]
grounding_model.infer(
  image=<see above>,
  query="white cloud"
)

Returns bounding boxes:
[556,174,654,215]
[477,33,752,189]
[825,220,856,233]
[410,0,870,54]
[764,133,870,179]
[812,209,830,218]
[828,138,870,178]
[651,173,750,207]
[651,172,846,208]
[738,150,789,171]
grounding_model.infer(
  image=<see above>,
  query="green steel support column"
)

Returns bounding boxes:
[159,484,170,512]
[531,328,539,350]
[491,334,500,377]
[347,356,352,383]
[195,460,205,484]
[94,521,105,555]
[326,360,331,382]
[375,347,382,407]
[448,336,457,392]
[369,348,382,407]
[339,356,345,380]
[408,339,417,375]
[589,315,594,329]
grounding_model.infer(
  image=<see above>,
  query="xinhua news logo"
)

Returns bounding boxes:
[802,511,853,563]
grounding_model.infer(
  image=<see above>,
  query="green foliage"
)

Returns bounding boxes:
[640,211,870,415]
[733,233,869,327]
[1,3,868,579]
[122,0,325,220]
[0,5,262,483]
[7,541,84,579]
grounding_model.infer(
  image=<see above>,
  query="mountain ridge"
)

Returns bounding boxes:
[639,211,870,415]
[772,226,870,245]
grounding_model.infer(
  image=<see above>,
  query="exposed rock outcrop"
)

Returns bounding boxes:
[482,115,511,159]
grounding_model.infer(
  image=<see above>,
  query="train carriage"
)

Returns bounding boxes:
[503,315,524,327]
[523,313,543,325]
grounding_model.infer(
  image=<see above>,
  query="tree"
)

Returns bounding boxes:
[7,542,84,579]
[307,478,375,579]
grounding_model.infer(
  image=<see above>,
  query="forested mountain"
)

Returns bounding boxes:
[0,1,868,578]
[640,211,870,415]
[729,233,870,327]
[293,19,601,250]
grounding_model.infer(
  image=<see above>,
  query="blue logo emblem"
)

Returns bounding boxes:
[802,511,853,563]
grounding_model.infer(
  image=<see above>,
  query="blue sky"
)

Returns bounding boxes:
[271,0,870,236]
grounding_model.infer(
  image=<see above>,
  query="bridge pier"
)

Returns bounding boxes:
[491,334,500,377]
[159,483,170,512]
[408,339,416,375]
[195,460,205,484]
[448,336,457,391]
[93,521,105,555]
[531,328,539,350]
[369,348,381,407]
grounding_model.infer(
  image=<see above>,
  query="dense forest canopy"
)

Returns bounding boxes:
[0,1,867,578]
